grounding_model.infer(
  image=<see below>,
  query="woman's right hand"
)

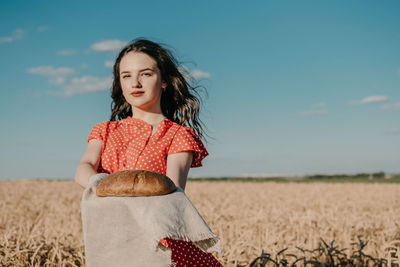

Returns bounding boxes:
[74,139,102,189]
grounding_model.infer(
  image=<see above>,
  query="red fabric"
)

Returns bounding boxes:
[162,238,222,267]
[88,116,208,174]
[87,116,221,266]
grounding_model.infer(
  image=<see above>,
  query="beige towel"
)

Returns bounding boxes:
[81,173,222,267]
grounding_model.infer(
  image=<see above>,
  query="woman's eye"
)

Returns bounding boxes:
[142,72,152,76]
[122,75,130,79]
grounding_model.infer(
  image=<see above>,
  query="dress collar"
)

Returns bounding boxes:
[118,116,171,127]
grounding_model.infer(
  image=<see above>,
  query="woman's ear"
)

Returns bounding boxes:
[162,81,167,91]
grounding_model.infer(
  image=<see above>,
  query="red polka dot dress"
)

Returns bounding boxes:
[88,116,222,267]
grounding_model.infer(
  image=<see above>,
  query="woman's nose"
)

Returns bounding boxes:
[131,76,142,88]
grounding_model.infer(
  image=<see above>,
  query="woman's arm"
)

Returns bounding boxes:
[74,140,102,189]
[166,152,193,191]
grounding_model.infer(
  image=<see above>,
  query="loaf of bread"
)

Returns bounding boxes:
[96,170,177,197]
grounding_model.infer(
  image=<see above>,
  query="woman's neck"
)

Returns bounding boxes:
[131,107,166,128]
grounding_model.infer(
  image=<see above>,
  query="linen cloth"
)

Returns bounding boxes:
[81,173,222,267]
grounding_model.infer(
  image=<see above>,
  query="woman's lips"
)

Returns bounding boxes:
[131,91,144,97]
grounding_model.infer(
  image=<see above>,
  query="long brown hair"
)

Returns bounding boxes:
[110,38,206,139]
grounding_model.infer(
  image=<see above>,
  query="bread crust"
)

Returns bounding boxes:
[96,170,177,197]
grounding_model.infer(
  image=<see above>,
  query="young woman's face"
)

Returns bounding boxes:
[119,52,166,113]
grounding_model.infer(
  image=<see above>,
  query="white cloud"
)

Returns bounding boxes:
[27,66,75,77]
[104,60,114,68]
[28,66,111,96]
[190,69,211,79]
[27,65,75,85]
[50,76,67,85]
[91,39,127,52]
[381,101,400,112]
[360,95,388,104]
[0,37,13,44]
[57,49,77,56]
[0,28,25,44]
[37,26,49,32]
[27,61,114,97]
[178,66,211,81]
[60,76,112,96]
[298,109,328,117]
[12,29,24,40]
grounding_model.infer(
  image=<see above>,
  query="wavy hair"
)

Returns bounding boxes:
[110,38,206,140]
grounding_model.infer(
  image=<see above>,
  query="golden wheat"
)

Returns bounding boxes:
[1,180,399,266]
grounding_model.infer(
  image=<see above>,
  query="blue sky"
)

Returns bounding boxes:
[1,0,399,179]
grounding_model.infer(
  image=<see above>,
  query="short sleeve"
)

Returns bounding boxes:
[168,126,208,167]
[87,121,109,143]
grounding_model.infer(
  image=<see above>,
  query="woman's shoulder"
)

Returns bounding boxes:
[169,123,205,148]
[167,122,208,167]
[163,121,198,137]
[176,124,200,138]
[89,120,121,135]
[92,120,119,128]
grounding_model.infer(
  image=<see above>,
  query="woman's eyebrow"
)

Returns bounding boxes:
[120,68,155,74]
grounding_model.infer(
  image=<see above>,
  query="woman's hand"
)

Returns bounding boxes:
[166,151,193,191]
[74,140,102,189]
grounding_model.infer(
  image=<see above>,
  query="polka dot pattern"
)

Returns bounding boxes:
[87,116,220,266]
[87,117,208,175]
[161,238,222,267]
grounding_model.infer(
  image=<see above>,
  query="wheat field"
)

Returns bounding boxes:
[0,180,399,266]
